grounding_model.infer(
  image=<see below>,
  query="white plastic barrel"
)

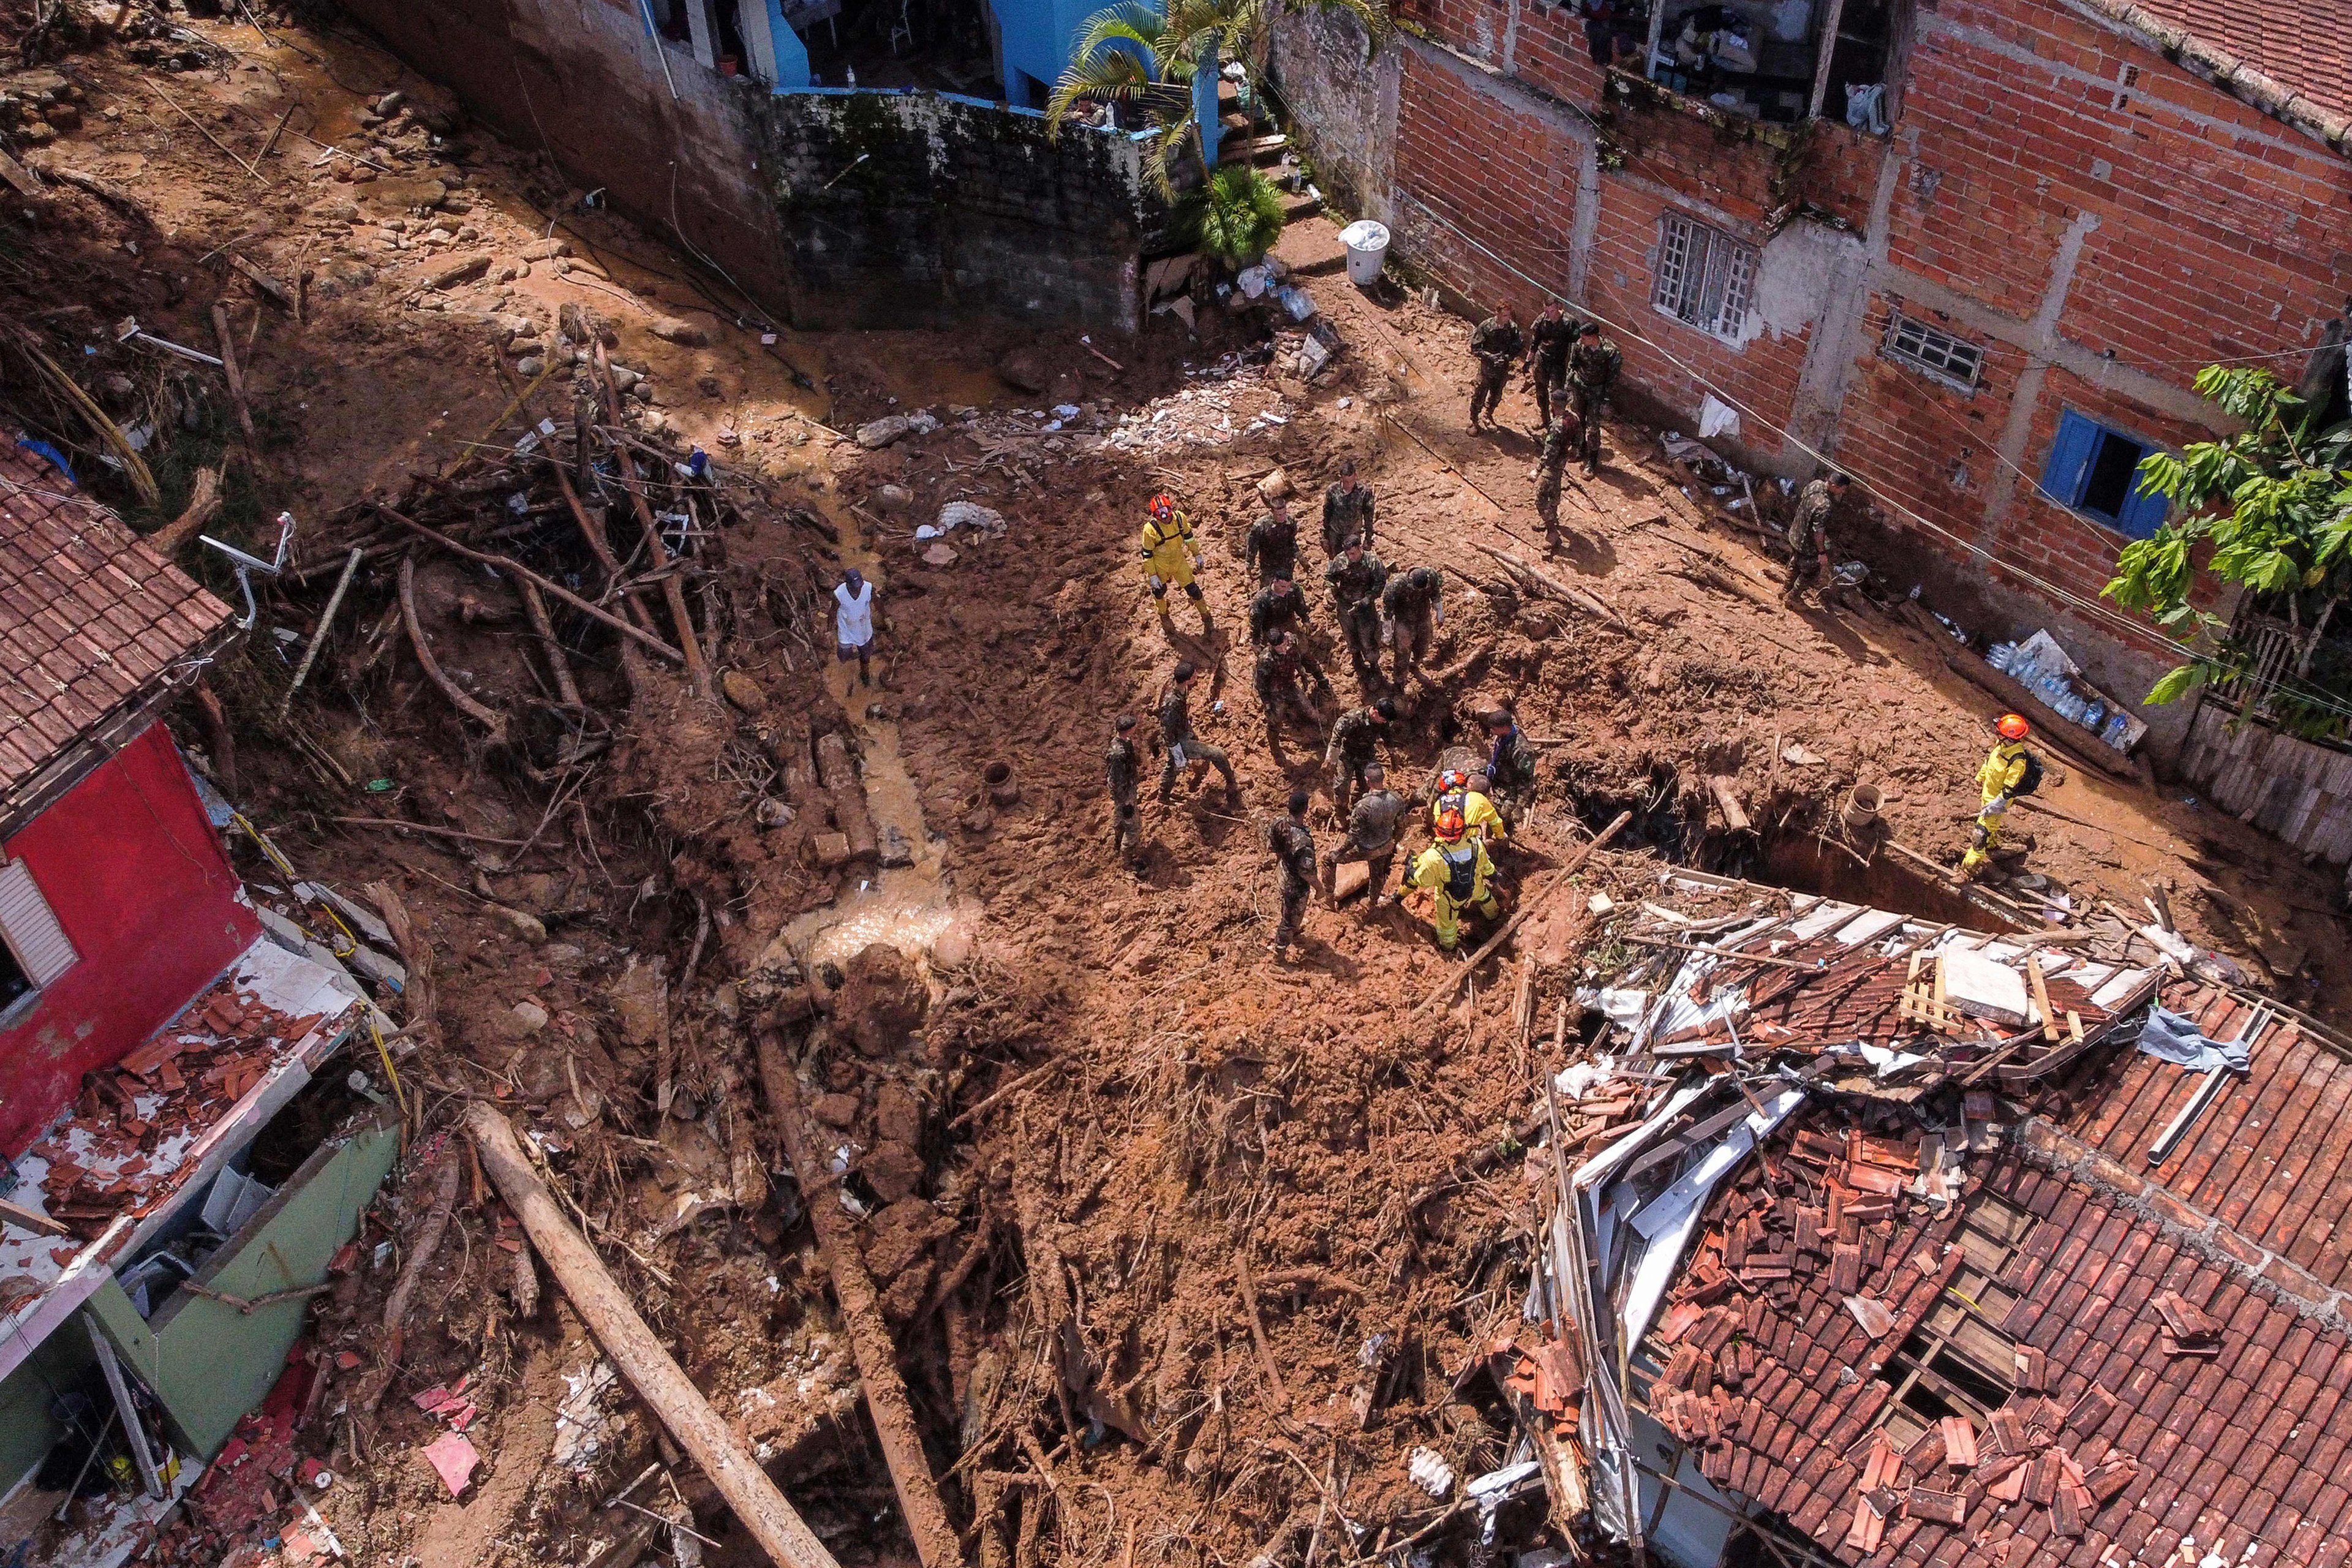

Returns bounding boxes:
[1340,220,1390,287]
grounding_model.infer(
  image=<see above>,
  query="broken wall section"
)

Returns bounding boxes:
[756,90,1168,334]
[339,0,799,312]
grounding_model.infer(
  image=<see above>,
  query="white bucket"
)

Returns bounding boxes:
[1340,219,1390,287]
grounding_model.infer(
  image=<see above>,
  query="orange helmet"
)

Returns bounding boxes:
[1435,807,1468,842]
[1997,714,2031,741]
[1439,769,1468,793]
[1147,493,1177,521]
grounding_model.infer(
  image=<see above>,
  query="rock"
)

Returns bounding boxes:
[376,91,405,116]
[859,1141,926,1203]
[630,381,655,403]
[873,1082,923,1145]
[997,345,1050,393]
[837,943,927,1057]
[721,669,767,712]
[649,316,709,346]
[856,413,938,450]
[812,1092,861,1129]
[609,364,642,391]
[372,175,448,212]
[501,998,550,1039]
[876,824,914,867]
[755,797,794,829]
[519,237,570,260]
[494,905,548,943]
[875,483,913,512]
[514,355,545,377]
[423,255,491,292]
[316,200,363,224]
[1257,467,1293,502]
[611,957,668,1047]
[812,831,853,869]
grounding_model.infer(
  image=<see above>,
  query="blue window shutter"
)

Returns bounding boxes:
[2041,410,2098,508]
[2117,459,2170,540]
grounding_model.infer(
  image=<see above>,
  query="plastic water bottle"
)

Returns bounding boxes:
[2104,712,2131,749]
[1987,641,2016,673]
[2082,699,2105,731]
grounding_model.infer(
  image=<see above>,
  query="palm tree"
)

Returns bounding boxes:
[1047,0,1389,198]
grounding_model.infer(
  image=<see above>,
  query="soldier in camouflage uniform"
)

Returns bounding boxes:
[1468,303,1524,431]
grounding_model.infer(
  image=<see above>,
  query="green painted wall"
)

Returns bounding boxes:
[89,1109,401,1458]
[0,1311,97,1492]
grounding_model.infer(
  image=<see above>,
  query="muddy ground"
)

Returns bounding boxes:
[3,6,2346,1568]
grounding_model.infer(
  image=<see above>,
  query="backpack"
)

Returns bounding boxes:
[2013,751,2044,797]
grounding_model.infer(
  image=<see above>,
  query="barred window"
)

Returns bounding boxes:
[1652,213,1757,341]
[1885,315,1986,390]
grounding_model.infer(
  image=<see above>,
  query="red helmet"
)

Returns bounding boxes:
[1997,713,2032,741]
[1435,807,1468,842]
[1147,493,1177,521]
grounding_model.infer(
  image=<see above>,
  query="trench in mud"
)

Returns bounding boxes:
[1569,767,1999,929]
[777,494,981,976]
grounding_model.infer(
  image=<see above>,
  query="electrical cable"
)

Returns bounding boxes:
[1395,194,2352,726]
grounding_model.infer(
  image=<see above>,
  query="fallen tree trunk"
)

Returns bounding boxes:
[463,1102,843,1568]
[815,730,880,864]
[362,1151,458,1412]
[755,1033,963,1568]
[377,505,686,664]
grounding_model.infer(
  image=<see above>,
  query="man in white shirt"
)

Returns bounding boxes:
[834,568,876,687]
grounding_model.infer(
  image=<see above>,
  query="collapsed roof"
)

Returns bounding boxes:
[1534,872,2341,1568]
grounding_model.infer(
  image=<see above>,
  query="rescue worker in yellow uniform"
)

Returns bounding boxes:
[1432,768,1507,844]
[1409,806,1501,952]
[1139,492,1213,635]
[1961,714,2036,879]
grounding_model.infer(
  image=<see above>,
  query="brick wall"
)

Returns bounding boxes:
[1391,47,1587,311]
[1273,0,2352,766]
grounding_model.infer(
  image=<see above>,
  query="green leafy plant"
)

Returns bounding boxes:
[1184,165,1287,267]
[1048,0,1389,198]
[2103,364,2352,731]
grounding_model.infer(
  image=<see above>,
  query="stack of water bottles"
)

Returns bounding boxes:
[1985,638,2136,750]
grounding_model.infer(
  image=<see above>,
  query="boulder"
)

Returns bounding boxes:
[854,412,938,450]
[721,669,767,712]
[837,943,926,1057]
[649,315,709,346]
[997,345,1050,394]
[519,237,570,260]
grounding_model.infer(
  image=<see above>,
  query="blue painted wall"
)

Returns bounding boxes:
[993,0,1112,105]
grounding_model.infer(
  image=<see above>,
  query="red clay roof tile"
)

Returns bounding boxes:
[0,447,232,797]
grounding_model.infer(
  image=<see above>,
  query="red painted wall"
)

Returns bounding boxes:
[0,722,259,1158]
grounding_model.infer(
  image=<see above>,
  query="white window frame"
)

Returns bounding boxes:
[1651,213,1758,343]
[0,857,77,1007]
[1883,314,1985,391]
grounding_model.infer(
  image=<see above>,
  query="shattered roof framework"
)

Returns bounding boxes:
[0,442,235,827]
[1558,876,2352,1567]
[0,938,363,1385]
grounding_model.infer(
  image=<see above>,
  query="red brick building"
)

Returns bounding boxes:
[1271,0,2351,750]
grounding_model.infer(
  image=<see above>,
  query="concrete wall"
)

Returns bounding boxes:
[342,1,1167,331]
[757,89,1161,332]
[1270,0,2352,762]
[339,0,801,312]
[0,1308,96,1492]
[91,1109,401,1458]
